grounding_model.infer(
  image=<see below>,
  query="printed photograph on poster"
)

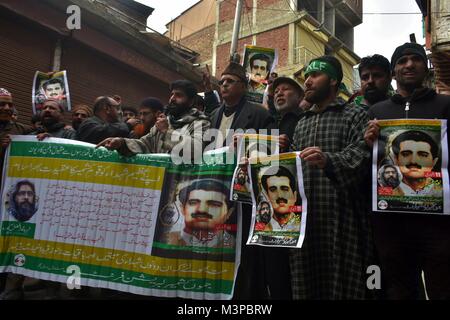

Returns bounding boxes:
[152,173,238,261]
[247,152,307,248]
[4,179,39,223]
[373,119,449,214]
[32,71,71,114]
[1,136,239,299]
[231,134,280,204]
[242,45,277,104]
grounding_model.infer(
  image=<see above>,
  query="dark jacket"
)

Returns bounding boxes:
[31,122,76,140]
[276,107,303,142]
[368,88,450,121]
[77,116,129,144]
[210,97,276,141]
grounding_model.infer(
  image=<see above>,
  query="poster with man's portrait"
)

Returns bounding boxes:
[1,179,39,239]
[373,119,449,214]
[242,45,277,104]
[231,134,279,204]
[3,180,39,223]
[32,70,71,114]
[152,172,239,262]
[247,152,307,248]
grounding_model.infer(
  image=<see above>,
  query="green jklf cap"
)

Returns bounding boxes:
[304,60,338,80]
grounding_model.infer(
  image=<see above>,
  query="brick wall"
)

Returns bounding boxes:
[256,25,289,69]
[215,35,252,76]
[179,25,215,64]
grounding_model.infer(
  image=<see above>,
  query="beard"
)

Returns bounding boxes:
[42,115,58,127]
[237,176,246,185]
[305,81,332,104]
[384,176,399,188]
[72,120,82,130]
[0,109,12,122]
[364,87,388,105]
[166,103,189,117]
[15,202,36,221]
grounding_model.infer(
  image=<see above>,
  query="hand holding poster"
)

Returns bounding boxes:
[231,134,280,204]
[242,45,277,104]
[32,71,71,114]
[246,152,307,248]
[373,119,449,214]
[0,136,240,299]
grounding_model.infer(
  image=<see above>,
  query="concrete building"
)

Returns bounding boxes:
[416,0,450,95]
[0,0,202,123]
[166,0,363,97]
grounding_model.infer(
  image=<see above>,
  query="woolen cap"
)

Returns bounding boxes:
[222,62,247,82]
[272,77,304,95]
[391,42,428,70]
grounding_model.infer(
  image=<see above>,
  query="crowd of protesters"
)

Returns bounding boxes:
[0,42,449,300]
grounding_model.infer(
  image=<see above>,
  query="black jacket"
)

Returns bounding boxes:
[368,88,450,121]
[276,107,303,142]
[77,116,130,144]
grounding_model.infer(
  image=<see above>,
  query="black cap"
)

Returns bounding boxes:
[272,77,304,95]
[391,43,428,70]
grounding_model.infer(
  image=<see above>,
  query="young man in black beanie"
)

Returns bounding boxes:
[365,42,450,299]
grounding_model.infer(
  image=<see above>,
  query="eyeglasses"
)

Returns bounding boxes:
[218,79,242,86]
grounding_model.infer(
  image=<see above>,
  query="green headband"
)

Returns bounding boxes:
[304,60,338,80]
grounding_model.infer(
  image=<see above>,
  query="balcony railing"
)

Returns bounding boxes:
[294,46,319,66]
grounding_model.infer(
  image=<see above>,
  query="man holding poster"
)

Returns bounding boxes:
[291,55,374,299]
[365,42,450,299]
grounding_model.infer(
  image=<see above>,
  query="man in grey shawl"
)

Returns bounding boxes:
[97,80,210,162]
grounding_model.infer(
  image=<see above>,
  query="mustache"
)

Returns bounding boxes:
[276,198,288,204]
[406,163,422,169]
[191,212,213,219]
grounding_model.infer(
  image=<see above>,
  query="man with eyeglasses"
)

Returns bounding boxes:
[129,97,164,138]
[210,62,275,149]
[209,62,275,299]
[77,96,129,144]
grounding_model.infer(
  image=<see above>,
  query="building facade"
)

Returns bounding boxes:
[417,0,450,95]
[166,0,363,97]
[0,0,203,124]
